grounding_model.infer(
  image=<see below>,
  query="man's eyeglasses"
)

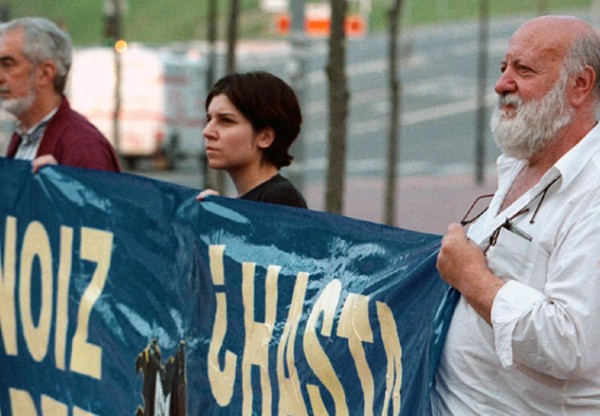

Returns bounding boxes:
[483,208,532,253]
[461,193,494,226]
[460,175,560,252]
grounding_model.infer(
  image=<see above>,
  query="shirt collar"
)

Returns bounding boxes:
[495,122,600,195]
[16,107,58,138]
[552,122,600,193]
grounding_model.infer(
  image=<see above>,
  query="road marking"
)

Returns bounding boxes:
[305,92,497,142]
[402,92,497,125]
[289,156,482,176]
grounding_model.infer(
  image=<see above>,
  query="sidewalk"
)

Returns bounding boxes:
[134,158,499,236]
[304,172,498,236]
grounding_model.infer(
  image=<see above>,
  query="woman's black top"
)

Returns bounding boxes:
[240,174,307,208]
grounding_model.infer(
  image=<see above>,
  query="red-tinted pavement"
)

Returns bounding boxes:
[134,159,499,236]
[304,172,498,236]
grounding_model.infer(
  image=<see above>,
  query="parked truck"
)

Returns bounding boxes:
[69,45,206,170]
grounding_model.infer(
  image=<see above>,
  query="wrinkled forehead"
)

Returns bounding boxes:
[507,19,574,65]
[0,28,26,58]
[510,17,598,62]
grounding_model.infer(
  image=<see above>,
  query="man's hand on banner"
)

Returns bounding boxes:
[32,154,58,173]
[437,223,503,324]
[196,189,220,201]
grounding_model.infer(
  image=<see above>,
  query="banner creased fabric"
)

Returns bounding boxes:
[0,158,456,415]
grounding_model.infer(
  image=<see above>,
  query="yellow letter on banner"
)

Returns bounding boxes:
[208,245,237,406]
[20,221,53,362]
[277,271,309,416]
[70,227,112,380]
[242,263,279,416]
[338,293,374,416]
[303,279,348,415]
[376,302,402,416]
[41,394,68,416]
[9,388,37,416]
[0,216,17,356]
[55,226,73,371]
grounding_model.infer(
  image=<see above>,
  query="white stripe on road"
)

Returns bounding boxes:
[305,92,497,143]
[402,93,497,126]
[292,156,476,177]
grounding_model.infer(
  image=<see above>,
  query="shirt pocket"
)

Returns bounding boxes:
[486,226,543,289]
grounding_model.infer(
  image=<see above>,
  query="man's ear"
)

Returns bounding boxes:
[569,65,595,107]
[36,60,57,88]
[256,127,275,149]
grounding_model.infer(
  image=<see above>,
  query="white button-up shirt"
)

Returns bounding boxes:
[432,123,600,415]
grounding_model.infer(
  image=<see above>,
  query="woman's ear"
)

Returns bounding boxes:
[256,127,275,149]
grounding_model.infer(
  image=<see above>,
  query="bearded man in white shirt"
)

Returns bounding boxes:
[432,15,600,415]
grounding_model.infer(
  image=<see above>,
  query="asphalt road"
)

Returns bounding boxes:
[132,156,497,235]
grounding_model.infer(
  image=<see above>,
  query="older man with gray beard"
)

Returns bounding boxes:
[431,15,600,415]
[0,17,120,172]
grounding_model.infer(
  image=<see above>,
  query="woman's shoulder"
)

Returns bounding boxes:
[241,174,307,208]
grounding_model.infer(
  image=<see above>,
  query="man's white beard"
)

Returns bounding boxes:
[491,71,574,160]
[0,89,36,118]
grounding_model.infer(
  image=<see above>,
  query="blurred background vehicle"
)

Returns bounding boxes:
[70,46,205,170]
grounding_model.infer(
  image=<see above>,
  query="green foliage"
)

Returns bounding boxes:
[370,0,590,28]
[0,0,591,46]
[1,0,105,45]
[0,0,271,45]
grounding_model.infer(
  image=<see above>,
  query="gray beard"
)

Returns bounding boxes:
[0,90,36,118]
[491,73,574,160]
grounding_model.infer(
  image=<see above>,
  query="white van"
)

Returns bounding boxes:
[69,46,206,169]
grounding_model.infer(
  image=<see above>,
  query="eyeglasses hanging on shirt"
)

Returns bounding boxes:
[461,175,561,254]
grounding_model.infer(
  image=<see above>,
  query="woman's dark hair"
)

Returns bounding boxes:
[205,71,302,168]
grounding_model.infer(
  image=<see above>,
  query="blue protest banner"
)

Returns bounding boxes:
[0,157,455,415]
